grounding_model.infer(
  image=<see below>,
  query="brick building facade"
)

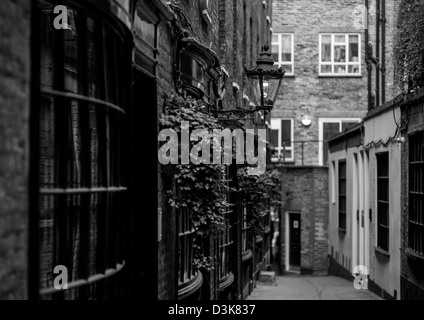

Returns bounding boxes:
[271,0,368,275]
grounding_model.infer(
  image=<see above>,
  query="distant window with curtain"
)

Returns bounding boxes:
[272,33,294,75]
[319,34,361,75]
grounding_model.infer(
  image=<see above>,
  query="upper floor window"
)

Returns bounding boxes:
[319,118,361,166]
[179,51,207,94]
[272,33,294,75]
[134,0,159,76]
[270,118,294,162]
[319,34,361,76]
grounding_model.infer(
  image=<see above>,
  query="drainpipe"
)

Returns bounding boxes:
[365,0,372,111]
[376,0,380,108]
[381,0,386,104]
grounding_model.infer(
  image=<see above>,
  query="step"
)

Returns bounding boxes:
[258,271,276,284]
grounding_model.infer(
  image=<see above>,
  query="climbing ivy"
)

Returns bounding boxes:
[159,90,232,271]
[238,167,282,236]
[394,0,424,91]
[159,90,282,271]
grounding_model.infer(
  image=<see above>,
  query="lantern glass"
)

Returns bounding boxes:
[248,75,282,109]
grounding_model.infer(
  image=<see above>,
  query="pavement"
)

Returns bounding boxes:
[247,274,383,300]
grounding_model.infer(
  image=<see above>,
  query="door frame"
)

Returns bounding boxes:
[285,211,301,272]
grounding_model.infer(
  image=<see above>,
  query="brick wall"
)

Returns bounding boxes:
[0,0,31,300]
[278,166,329,274]
[272,0,368,165]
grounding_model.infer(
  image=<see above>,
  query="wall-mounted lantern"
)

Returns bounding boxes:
[245,43,285,113]
[301,114,312,127]
[216,43,284,125]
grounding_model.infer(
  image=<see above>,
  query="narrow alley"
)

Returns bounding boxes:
[247,274,382,300]
[2,0,424,306]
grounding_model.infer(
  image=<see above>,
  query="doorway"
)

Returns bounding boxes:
[130,67,158,300]
[285,212,301,272]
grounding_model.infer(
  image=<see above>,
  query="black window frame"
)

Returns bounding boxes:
[338,160,347,231]
[408,132,424,257]
[377,152,389,252]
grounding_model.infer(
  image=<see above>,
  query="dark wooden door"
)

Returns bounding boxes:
[129,68,158,300]
[289,214,301,267]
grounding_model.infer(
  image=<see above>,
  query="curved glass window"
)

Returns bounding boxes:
[38,1,131,300]
[179,52,207,94]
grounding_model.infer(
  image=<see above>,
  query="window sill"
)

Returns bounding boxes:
[318,74,363,78]
[406,248,424,263]
[271,160,295,164]
[218,272,235,291]
[178,271,203,300]
[375,246,390,257]
[242,250,253,262]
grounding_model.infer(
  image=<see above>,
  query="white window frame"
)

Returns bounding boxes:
[272,33,294,76]
[319,33,362,76]
[318,118,361,166]
[271,118,294,162]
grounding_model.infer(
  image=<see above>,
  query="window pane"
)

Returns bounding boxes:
[281,35,292,62]
[324,122,341,140]
[38,2,130,299]
[342,121,358,131]
[282,64,293,74]
[180,53,206,91]
[271,129,279,148]
[335,35,346,43]
[282,149,292,160]
[321,35,331,62]
[272,34,279,43]
[323,123,340,165]
[321,65,332,73]
[334,45,346,62]
[348,64,360,74]
[272,43,279,64]
[134,14,155,48]
[377,153,389,251]
[334,65,346,74]
[349,35,359,62]
[281,120,291,143]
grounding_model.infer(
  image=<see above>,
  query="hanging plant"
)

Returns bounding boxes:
[159,90,233,270]
[237,167,282,235]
